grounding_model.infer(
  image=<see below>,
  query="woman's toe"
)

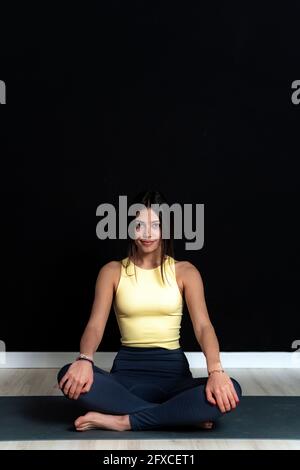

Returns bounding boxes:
[74,416,87,428]
[204,421,214,428]
[76,425,90,431]
[197,420,214,429]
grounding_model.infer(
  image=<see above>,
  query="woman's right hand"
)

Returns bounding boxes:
[58,360,94,400]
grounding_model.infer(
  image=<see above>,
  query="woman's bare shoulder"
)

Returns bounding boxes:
[174,259,198,272]
[102,260,123,268]
[96,261,123,292]
[174,259,201,283]
[98,260,122,273]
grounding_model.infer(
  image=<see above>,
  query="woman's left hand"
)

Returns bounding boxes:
[205,372,240,413]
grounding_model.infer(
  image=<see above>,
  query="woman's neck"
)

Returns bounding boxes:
[133,251,165,269]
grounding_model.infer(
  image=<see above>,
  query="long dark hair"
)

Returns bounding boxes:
[123,189,175,285]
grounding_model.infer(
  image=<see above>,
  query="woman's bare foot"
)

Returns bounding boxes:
[74,411,131,432]
[196,420,214,429]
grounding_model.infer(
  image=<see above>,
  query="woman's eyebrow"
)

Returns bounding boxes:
[135,219,160,223]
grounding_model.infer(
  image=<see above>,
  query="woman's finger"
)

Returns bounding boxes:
[215,391,226,413]
[63,378,73,395]
[230,384,240,403]
[68,382,78,399]
[73,382,86,399]
[220,391,231,412]
[206,388,216,405]
[59,373,69,390]
[226,388,237,409]
[81,380,93,393]
[72,385,81,400]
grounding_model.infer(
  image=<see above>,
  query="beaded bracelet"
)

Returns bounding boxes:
[76,356,94,366]
[208,369,225,376]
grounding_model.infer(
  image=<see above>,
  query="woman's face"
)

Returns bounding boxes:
[134,207,161,253]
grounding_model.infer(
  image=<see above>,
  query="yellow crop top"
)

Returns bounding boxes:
[113,255,184,350]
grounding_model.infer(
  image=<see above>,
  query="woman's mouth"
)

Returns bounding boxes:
[140,240,156,246]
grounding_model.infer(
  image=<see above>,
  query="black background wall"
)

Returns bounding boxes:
[1,2,299,352]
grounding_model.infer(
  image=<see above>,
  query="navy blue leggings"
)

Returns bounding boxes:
[57,345,242,431]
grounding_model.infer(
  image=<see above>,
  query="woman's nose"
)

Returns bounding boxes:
[143,225,153,238]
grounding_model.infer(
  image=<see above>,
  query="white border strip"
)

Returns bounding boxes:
[0,352,299,368]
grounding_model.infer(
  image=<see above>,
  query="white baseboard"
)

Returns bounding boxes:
[0,352,299,368]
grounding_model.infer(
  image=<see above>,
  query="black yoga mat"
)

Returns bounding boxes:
[1,396,299,440]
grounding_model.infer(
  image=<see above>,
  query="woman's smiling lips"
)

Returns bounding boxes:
[140,240,156,246]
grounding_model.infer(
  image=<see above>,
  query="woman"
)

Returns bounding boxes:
[57,190,242,432]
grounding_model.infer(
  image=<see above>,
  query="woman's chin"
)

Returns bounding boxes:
[138,243,159,252]
[140,246,157,253]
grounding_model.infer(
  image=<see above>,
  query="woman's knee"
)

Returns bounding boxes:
[229,377,242,398]
[57,363,72,383]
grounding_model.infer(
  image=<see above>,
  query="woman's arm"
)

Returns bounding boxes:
[79,261,120,359]
[182,262,239,412]
[182,262,222,372]
[58,261,119,400]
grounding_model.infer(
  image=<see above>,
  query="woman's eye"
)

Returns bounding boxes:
[135,221,159,230]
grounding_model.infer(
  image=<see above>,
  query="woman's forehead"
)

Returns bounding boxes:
[136,207,159,220]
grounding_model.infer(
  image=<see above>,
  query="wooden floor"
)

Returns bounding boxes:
[1,368,299,450]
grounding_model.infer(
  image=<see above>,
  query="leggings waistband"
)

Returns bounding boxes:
[117,345,185,360]
[112,345,192,378]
